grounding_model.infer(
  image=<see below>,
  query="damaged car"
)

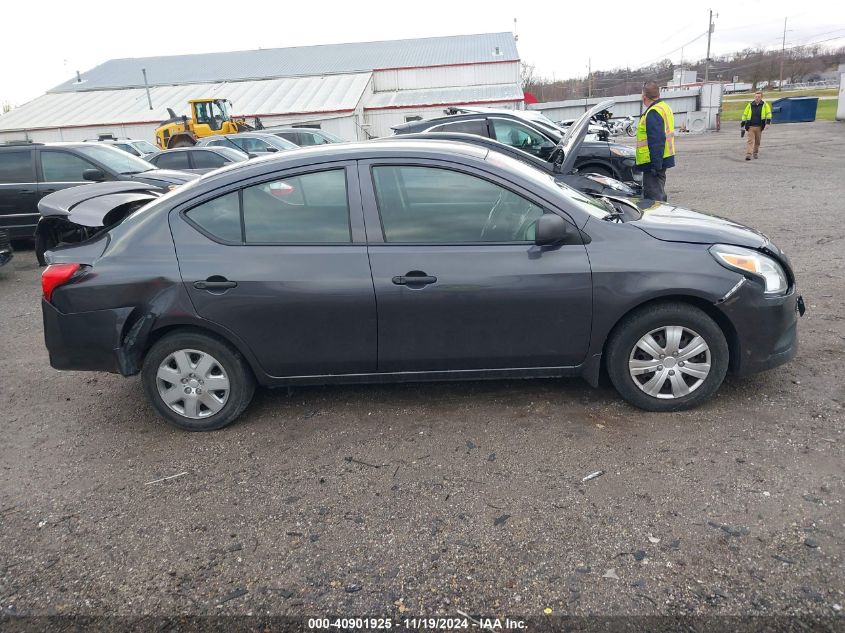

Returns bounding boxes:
[40,140,802,431]
[386,100,640,198]
[391,103,637,186]
[25,143,198,263]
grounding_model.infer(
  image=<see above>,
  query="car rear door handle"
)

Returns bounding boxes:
[194,278,237,290]
[392,272,437,286]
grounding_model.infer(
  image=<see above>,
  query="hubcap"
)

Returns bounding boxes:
[628,326,711,399]
[156,349,230,419]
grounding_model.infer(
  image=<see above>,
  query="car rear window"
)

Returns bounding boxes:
[153,152,191,170]
[192,151,227,169]
[184,169,351,244]
[242,169,350,243]
[185,191,241,242]
[0,150,35,183]
[428,119,488,136]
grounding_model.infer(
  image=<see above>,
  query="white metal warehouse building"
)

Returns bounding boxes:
[0,33,523,144]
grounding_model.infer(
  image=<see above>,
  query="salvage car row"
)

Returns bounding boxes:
[2,103,803,429]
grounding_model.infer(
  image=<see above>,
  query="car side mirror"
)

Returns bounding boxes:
[538,140,555,159]
[83,168,106,182]
[535,214,570,246]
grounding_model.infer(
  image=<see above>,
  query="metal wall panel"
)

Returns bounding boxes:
[373,62,519,91]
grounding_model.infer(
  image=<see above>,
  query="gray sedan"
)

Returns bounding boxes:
[147,146,249,174]
[38,140,802,430]
[195,132,298,155]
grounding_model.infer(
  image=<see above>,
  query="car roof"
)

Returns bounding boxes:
[0,142,112,150]
[211,132,278,139]
[264,127,324,133]
[393,111,559,134]
[184,140,488,182]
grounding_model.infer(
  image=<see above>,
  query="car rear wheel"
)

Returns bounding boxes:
[606,302,729,412]
[142,331,254,431]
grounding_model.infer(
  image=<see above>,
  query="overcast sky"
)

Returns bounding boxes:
[2,0,843,106]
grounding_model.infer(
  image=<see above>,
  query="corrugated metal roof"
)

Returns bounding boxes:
[366,84,524,109]
[0,73,372,132]
[51,33,519,93]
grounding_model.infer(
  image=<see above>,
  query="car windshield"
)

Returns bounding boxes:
[132,140,158,154]
[485,149,613,220]
[214,147,249,161]
[75,145,154,174]
[314,130,344,143]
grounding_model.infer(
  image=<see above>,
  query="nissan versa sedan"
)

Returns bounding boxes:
[39,141,803,431]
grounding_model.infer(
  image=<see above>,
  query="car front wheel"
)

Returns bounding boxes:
[606,302,729,412]
[142,331,255,431]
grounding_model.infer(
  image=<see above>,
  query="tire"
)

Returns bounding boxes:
[625,124,636,137]
[142,331,255,431]
[35,224,57,266]
[605,302,729,412]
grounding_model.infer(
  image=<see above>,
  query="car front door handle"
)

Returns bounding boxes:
[194,278,237,290]
[392,272,437,286]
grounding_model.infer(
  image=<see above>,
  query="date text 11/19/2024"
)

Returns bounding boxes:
[307,617,528,629]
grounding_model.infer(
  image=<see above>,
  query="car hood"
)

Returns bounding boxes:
[559,99,616,174]
[630,201,770,249]
[131,169,198,187]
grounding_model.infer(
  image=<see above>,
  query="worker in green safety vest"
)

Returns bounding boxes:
[741,91,773,160]
[635,80,676,202]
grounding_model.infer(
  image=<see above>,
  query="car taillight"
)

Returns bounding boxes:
[42,263,82,302]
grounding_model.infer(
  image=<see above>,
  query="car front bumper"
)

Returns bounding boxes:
[717,281,802,376]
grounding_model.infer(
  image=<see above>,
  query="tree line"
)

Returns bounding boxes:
[523,45,844,102]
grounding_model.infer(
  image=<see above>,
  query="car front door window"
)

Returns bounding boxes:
[491,119,548,155]
[40,151,99,182]
[371,166,543,243]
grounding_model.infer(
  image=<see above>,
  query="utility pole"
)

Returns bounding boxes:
[778,17,788,90]
[587,58,592,99]
[703,9,715,83]
[141,68,153,110]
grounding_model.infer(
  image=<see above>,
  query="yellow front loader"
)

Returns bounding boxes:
[154,99,258,149]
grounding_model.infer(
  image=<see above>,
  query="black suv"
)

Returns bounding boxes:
[392,109,640,185]
[0,142,196,241]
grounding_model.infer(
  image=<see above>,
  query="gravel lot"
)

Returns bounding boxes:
[1,122,843,628]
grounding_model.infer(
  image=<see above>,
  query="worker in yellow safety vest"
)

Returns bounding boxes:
[635,80,676,202]
[741,91,773,160]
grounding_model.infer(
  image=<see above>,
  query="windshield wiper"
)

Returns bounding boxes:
[119,169,154,175]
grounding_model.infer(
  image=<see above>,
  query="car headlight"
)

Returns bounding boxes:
[710,244,788,295]
[609,146,635,158]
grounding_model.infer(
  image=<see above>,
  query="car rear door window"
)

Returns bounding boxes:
[428,119,488,136]
[40,151,99,182]
[191,150,227,169]
[371,166,543,243]
[242,169,350,243]
[0,150,35,183]
[185,191,241,243]
[153,152,191,170]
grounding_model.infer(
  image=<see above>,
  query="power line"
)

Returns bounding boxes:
[635,31,708,68]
